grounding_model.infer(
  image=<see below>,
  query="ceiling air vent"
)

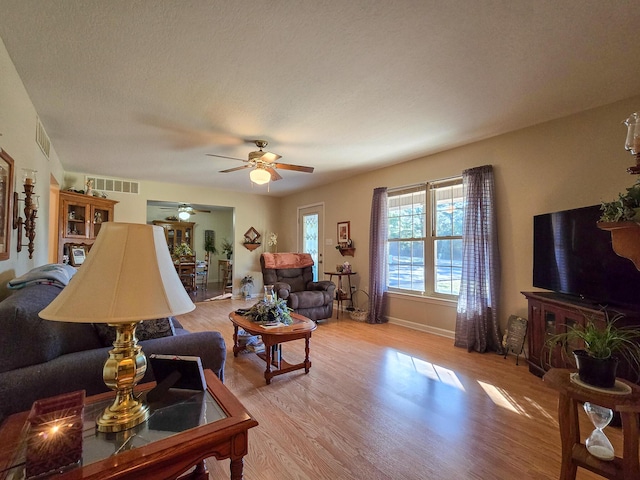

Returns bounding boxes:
[35,116,50,159]
[86,176,140,195]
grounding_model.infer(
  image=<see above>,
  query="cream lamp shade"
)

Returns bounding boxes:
[39,222,196,432]
[250,168,271,185]
[40,222,195,322]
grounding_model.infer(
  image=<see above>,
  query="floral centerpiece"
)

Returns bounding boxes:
[243,297,293,325]
[173,242,193,260]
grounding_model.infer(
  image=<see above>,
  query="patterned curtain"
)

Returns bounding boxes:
[454,165,503,353]
[368,187,388,324]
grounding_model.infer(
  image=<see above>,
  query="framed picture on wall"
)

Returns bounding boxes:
[0,150,14,261]
[337,221,350,244]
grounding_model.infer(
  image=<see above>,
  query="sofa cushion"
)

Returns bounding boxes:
[0,284,103,374]
[274,268,308,292]
[288,290,331,309]
[93,317,176,347]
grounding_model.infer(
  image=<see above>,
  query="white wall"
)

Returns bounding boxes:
[278,96,640,336]
[0,38,66,298]
[63,173,280,294]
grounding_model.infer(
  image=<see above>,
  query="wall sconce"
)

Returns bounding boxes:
[624,112,640,174]
[13,168,38,259]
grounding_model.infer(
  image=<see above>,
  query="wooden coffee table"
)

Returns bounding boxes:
[0,370,258,480]
[229,311,317,384]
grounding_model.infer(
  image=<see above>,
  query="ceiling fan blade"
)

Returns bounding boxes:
[265,167,283,181]
[206,153,247,162]
[193,209,211,213]
[220,165,252,173]
[260,151,282,163]
[274,163,314,173]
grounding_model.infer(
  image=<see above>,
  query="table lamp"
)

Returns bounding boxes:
[39,222,195,433]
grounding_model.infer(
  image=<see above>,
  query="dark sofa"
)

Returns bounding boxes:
[0,283,226,424]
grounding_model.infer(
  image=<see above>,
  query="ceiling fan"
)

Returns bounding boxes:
[206,140,314,184]
[160,203,211,220]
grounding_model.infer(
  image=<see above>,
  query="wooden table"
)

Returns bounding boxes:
[229,311,317,384]
[324,271,356,318]
[0,370,258,480]
[543,368,640,480]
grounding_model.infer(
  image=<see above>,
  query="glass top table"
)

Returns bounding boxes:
[0,369,258,480]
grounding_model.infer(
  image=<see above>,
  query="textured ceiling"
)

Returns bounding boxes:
[1,1,639,196]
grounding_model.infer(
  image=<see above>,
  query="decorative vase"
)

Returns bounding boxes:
[240,283,252,299]
[573,349,618,388]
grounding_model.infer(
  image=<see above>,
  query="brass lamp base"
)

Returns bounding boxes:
[96,322,149,433]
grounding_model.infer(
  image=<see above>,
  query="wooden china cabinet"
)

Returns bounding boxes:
[152,220,195,255]
[57,191,118,264]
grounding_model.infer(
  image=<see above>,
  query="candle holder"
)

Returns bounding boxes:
[13,169,38,258]
[624,112,640,174]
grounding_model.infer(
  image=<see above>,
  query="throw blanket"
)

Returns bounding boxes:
[8,263,78,290]
[261,253,314,269]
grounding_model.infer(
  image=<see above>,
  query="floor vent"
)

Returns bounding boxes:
[35,117,50,159]
[86,175,140,195]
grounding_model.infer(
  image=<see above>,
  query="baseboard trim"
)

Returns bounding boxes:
[387,316,455,339]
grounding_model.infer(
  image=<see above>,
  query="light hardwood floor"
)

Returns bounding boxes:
[178,299,622,480]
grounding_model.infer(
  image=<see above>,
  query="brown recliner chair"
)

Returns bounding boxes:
[260,253,336,322]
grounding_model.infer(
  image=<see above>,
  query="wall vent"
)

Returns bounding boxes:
[35,116,50,159]
[85,175,140,195]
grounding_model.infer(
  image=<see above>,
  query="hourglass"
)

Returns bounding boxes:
[583,402,614,461]
[264,284,274,303]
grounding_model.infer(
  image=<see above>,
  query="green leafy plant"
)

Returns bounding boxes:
[600,179,640,222]
[221,238,233,256]
[243,297,293,325]
[204,236,218,255]
[545,311,640,377]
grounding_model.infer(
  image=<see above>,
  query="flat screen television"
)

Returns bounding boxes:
[533,205,640,310]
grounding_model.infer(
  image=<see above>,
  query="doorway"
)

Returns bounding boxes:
[146,200,234,300]
[298,203,324,281]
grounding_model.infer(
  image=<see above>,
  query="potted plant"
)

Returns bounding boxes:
[221,238,233,259]
[204,236,218,256]
[599,178,640,222]
[267,232,278,253]
[545,310,640,388]
[240,275,254,299]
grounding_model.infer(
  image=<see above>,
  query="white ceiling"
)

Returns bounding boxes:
[1,1,639,196]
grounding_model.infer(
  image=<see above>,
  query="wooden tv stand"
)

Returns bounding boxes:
[522,291,640,382]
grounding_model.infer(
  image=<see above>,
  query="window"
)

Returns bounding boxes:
[387,177,463,298]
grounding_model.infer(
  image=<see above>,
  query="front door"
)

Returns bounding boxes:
[298,204,324,281]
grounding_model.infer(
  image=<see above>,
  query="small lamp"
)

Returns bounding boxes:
[250,167,271,185]
[13,168,38,258]
[39,223,195,432]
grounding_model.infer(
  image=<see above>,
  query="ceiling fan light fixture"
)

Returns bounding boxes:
[250,168,271,185]
[178,210,191,220]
